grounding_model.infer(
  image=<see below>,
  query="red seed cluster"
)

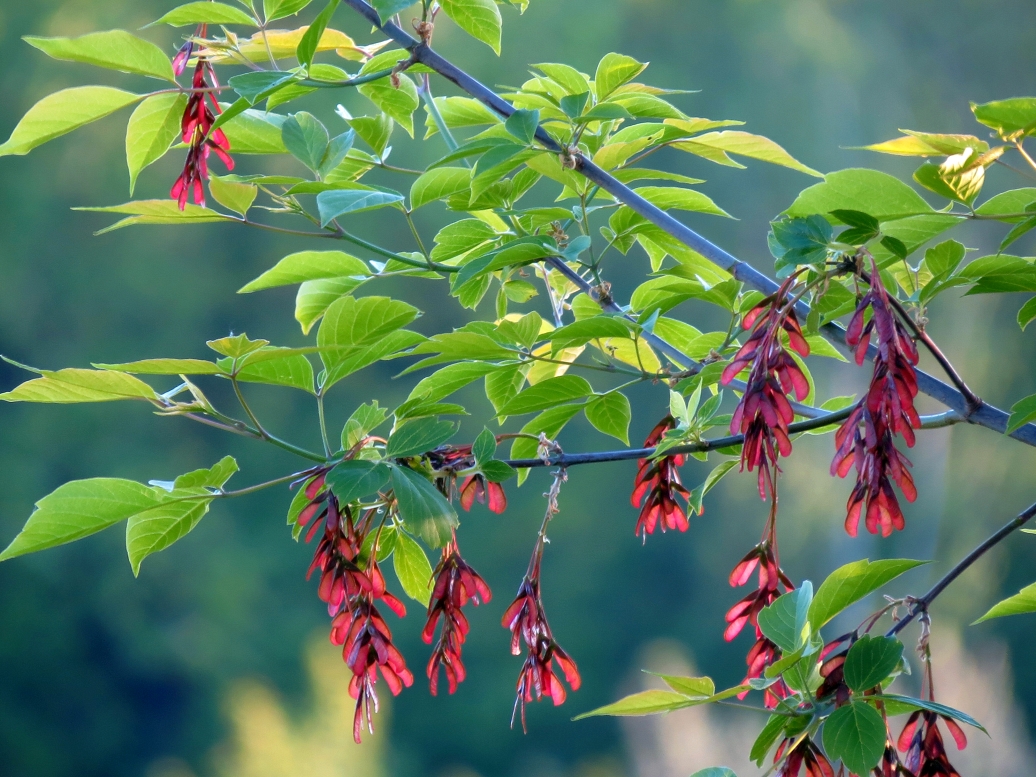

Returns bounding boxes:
[774,737,835,777]
[831,262,920,537]
[423,539,492,695]
[898,710,967,777]
[631,416,690,541]
[721,278,811,500]
[459,474,507,513]
[299,472,412,743]
[501,573,581,731]
[170,25,233,209]
[725,542,794,708]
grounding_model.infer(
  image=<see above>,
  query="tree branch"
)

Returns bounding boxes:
[337,0,1036,448]
[886,499,1036,638]
[501,407,962,469]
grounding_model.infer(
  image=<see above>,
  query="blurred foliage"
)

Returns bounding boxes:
[3,1,1036,776]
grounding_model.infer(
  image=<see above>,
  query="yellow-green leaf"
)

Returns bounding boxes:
[0,86,142,157]
[440,0,503,54]
[126,93,186,194]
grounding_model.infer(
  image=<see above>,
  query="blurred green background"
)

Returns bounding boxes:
[2,1,1036,776]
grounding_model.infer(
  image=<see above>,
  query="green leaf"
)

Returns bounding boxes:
[504,108,540,144]
[316,189,404,226]
[323,329,425,388]
[498,375,594,416]
[154,1,259,25]
[282,111,329,170]
[786,169,935,221]
[0,479,163,562]
[358,51,420,135]
[369,0,416,22]
[1006,393,1036,433]
[26,30,175,81]
[293,277,363,333]
[127,456,238,575]
[689,770,736,777]
[297,0,339,68]
[125,93,187,194]
[229,70,300,105]
[317,295,419,366]
[219,107,289,153]
[873,695,985,732]
[680,131,821,177]
[325,460,392,503]
[94,358,222,375]
[390,466,458,548]
[594,53,647,100]
[924,239,966,279]
[549,317,631,352]
[0,86,141,157]
[844,635,904,692]
[411,167,472,210]
[758,581,813,654]
[342,401,389,449]
[1017,297,1036,331]
[206,333,269,359]
[750,714,787,765]
[393,530,434,605]
[240,250,369,293]
[223,349,315,393]
[0,368,158,403]
[480,459,516,482]
[173,456,239,490]
[634,186,731,217]
[651,674,715,697]
[472,427,497,464]
[913,161,983,206]
[573,690,697,719]
[975,580,1036,622]
[407,363,499,406]
[387,417,458,458]
[584,391,631,444]
[440,0,503,54]
[975,187,1036,219]
[208,176,257,217]
[76,200,234,232]
[809,558,927,630]
[823,701,887,776]
[972,97,1036,139]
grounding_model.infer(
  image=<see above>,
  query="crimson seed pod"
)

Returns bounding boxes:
[631,415,690,541]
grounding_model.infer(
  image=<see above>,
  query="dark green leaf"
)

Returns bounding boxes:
[758,581,813,653]
[872,695,986,732]
[844,635,904,692]
[316,189,404,225]
[498,375,594,416]
[390,466,458,548]
[229,70,299,105]
[560,92,590,119]
[370,0,417,22]
[750,714,787,765]
[504,108,540,144]
[387,417,458,458]
[326,460,391,503]
[881,235,908,260]
[823,701,887,776]
[472,427,497,464]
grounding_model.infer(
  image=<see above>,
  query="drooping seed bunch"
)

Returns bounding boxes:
[423,537,492,696]
[631,415,690,541]
[831,259,921,537]
[721,276,811,500]
[170,25,233,209]
[725,535,795,708]
[502,470,581,731]
[299,470,412,742]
